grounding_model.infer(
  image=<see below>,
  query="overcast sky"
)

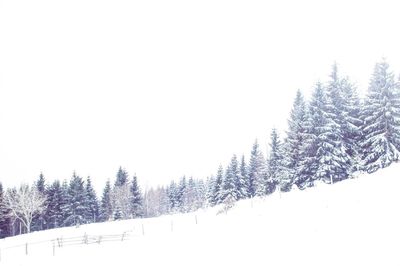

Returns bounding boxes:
[1,0,400,193]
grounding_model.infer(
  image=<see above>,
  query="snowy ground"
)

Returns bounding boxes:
[1,165,400,266]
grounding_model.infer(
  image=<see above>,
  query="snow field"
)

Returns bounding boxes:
[1,164,400,266]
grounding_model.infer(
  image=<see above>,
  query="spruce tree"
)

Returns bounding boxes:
[99,180,113,222]
[297,83,326,188]
[45,180,64,229]
[115,167,129,187]
[266,128,285,193]
[212,165,224,205]
[64,173,88,226]
[361,60,400,172]
[130,174,143,218]
[85,176,99,223]
[239,155,249,199]
[221,155,241,203]
[283,90,307,190]
[32,173,47,231]
[249,140,266,197]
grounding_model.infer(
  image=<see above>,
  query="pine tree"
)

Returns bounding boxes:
[115,167,129,187]
[0,183,12,238]
[64,172,88,226]
[283,90,307,190]
[177,176,187,212]
[266,128,285,193]
[212,165,224,205]
[60,180,72,226]
[249,140,266,197]
[168,181,179,213]
[85,176,99,223]
[297,83,326,188]
[221,155,241,203]
[341,78,363,172]
[99,180,113,222]
[239,155,249,199]
[361,60,400,172]
[45,180,64,229]
[130,174,143,218]
[206,176,216,206]
[32,173,47,231]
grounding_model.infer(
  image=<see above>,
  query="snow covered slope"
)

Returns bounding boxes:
[1,165,400,266]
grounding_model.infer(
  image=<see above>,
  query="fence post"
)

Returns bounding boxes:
[25,243,28,255]
[52,241,55,256]
[121,232,126,241]
[195,215,198,225]
[97,236,102,244]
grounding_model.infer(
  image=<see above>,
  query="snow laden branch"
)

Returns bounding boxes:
[5,184,46,233]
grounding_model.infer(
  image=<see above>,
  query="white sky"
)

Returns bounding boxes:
[1,0,400,193]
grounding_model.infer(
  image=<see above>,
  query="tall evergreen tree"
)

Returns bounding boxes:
[64,172,88,226]
[130,174,143,218]
[297,83,326,188]
[212,165,224,205]
[99,180,113,222]
[115,167,129,187]
[45,180,64,229]
[341,78,363,172]
[283,90,307,190]
[85,176,99,223]
[249,140,266,197]
[266,128,285,193]
[0,183,12,238]
[239,155,249,199]
[361,60,400,172]
[32,173,47,231]
[221,155,241,203]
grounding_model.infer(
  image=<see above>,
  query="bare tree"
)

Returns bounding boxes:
[5,184,46,233]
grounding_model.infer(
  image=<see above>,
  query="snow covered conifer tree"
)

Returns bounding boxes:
[114,167,129,187]
[361,60,400,172]
[341,78,363,172]
[85,176,99,223]
[248,140,265,197]
[130,174,143,218]
[221,155,240,203]
[212,165,224,205]
[64,172,89,226]
[297,83,327,188]
[266,128,285,193]
[283,90,307,190]
[239,155,249,199]
[99,180,113,222]
[45,180,63,229]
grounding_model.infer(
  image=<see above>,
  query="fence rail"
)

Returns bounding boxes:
[0,232,131,261]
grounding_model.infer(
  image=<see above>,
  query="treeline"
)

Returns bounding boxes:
[1,59,400,239]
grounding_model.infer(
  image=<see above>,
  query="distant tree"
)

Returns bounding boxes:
[32,173,47,231]
[5,184,46,233]
[0,183,12,238]
[115,167,129,187]
[248,140,265,197]
[45,180,64,229]
[64,173,88,226]
[130,174,143,218]
[85,176,99,223]
[239,155,249,199]
[266,128,285,193]
[212,165,224,205]
[99,180,113,222]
